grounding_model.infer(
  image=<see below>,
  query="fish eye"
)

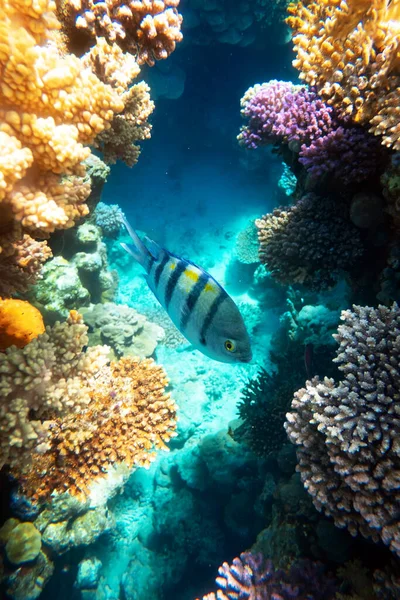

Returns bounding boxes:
[224,340,236,352]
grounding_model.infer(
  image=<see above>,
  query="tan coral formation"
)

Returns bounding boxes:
[63,0,183,66]
[287,0,400,149]
[0,311,177,501]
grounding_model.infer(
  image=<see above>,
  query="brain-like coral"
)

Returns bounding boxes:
[197,552,336,600]
[287,0,400,150]
[285,303,400,557]
[80,301,165,359]
[255,193,364,290]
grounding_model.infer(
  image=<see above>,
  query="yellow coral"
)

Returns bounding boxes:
[287,0,400,149]
[0,0,125,237]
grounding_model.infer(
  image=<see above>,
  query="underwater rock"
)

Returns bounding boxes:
[81,302,165,359]
[75,557,102,590]
[2,550,54,600]
[4,521,41,565]
[234,220,259,264]
[83,154,111,212]
[39,505,113,554]
[29,224,118,322]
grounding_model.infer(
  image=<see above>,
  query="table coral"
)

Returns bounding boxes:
[197,552,336,599]
[0,298,45,350]
[285,303,400,557]
[287,0,400,150]
[62,0,183,66]
[255,193,364,290]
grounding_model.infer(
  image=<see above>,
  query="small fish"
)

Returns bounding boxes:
[304,342,314,379]
[120,217,252,364]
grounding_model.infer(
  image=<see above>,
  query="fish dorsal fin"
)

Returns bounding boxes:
[143,236,166,261]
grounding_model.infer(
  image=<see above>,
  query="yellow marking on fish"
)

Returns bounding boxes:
[169,262,176,270]
[183,268,200,283]
[204,282,216,292]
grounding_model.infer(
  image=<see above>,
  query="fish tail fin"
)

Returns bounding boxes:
[120,216,151,269]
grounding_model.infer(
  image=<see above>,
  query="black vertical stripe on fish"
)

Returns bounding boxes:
[153,253,170,287]
[146,254,156,273]
[180,272,210,331]
[165,260,187,308]
[200,291,226,342]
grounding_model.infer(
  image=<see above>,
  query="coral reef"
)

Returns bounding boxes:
[197,552,336,599]
[287,0,400,150]
[285,303,400,556]
[80,301,165,359]
[234,367,300,458]
[238,81,335,151]
[255,193,364,290]
[234,220,259,264]
[0,235,52,298]
[29,223,118,322]
[238,80,388,184]
[63,0,183,66]
[0,311,109,474]
[0,298,45,350]
[93,201,124,238]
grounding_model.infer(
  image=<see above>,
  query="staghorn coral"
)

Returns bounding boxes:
[255,193,364,290]
[63,0,183,66]
[285,303,400,557]
[287,0,400,150]
[0,298,45,350]
[80,301,165,359]
[197,552,336,600]
[0,311,110,474]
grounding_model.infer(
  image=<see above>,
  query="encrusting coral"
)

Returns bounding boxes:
[255,193,364,290]
[0,311,177,501]
[285,303,400,557]
[80,301,165,359]
[61,0,183,66]
[287,0,400,150]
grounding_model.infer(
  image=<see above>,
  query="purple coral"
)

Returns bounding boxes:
[197,552,336,599]
[238,80,388,184]
[285,303,400,557]
[238,81,335,150]
[299,126,388,184]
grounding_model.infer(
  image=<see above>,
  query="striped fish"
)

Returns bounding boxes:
[121,218,252,363]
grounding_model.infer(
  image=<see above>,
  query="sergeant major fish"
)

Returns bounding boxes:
[120,217,252,364]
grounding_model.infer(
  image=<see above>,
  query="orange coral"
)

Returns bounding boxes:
[0,298,45,350]
[287,0,400,149]
[16,356,177,501]
[62,0,183,66]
